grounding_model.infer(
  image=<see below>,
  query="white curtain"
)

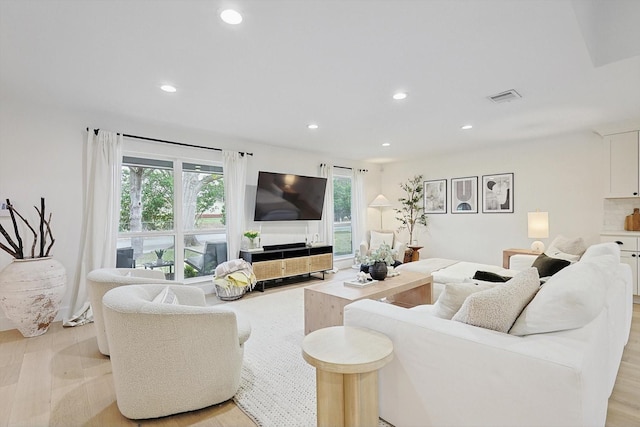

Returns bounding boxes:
[223,151,248,261]
[351,168,368,252]
[320,164,334,246]
[64,130,122,326]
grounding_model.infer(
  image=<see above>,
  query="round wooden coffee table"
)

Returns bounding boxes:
[302,326,393,427]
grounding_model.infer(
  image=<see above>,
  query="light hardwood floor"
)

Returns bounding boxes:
[0,273,639,427]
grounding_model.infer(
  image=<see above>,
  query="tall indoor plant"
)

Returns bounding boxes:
[395,175,429,245]
[0,198,66,337]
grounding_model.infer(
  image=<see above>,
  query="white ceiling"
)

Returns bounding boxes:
[1,0,639,163]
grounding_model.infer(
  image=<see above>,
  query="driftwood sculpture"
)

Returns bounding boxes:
[0,198,55,259]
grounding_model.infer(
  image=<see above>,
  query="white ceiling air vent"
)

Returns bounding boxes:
[488,89,522,103]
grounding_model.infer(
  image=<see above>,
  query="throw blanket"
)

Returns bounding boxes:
[214,259,257,290]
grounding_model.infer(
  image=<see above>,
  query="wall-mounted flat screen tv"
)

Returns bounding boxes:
[254,171,327,221]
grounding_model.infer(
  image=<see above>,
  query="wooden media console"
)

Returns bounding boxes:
[240,243,333,291]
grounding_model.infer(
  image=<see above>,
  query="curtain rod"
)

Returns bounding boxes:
[87,128,253,156]
[320,163,368,173]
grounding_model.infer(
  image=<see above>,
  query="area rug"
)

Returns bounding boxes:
[226,287,392,427]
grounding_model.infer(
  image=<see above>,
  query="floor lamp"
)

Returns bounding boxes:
[369,194,392,229]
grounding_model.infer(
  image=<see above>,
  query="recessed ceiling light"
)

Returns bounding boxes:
[461,124,473,130]
[220,9,243,25]
[382,142,391,147]
[392,92,408,100]
[160,84,177,93]
[307,124,319,130]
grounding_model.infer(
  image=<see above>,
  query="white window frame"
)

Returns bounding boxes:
[118,149,226,284]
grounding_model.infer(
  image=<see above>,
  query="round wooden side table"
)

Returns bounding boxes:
[302,326,393,427]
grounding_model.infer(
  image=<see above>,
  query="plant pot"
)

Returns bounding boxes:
[0,257,67,337]
[369,261,388,281]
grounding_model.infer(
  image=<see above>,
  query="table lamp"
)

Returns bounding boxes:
[527,211,549,252]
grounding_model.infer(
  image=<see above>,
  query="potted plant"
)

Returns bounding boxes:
[0,198,66,337]
[154,249,165,265]
[395,174,429,246]
[243,230,260,249]
[360,242,396,281]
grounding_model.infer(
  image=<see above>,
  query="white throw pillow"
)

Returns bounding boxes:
[580,242,620,262]
[431,281,495,320]
[548,235,587,256]
[452,268,540,333]
[152,286,180,305]
[509,256,611,336]
[369,231,394,251]
[544,249,580,263]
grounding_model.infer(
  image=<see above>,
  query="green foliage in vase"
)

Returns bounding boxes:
[361,243,396,266]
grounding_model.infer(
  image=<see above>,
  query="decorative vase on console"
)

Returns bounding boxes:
[0,198,66,337]
[243,230,260,250]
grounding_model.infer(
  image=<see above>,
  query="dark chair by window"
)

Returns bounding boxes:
[185,242,228,276]
[116,247,135,268]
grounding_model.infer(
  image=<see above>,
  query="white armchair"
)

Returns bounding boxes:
[87,268,176,356]
[359,230,406,263]
[102,284,251,419]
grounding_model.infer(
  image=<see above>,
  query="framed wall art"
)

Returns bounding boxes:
[423,179,447,214]
[482,173,514,213]
[451,176,478,214]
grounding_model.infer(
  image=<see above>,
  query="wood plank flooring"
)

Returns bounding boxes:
[0,271,638,426]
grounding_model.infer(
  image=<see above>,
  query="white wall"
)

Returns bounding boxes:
[380,131,605,266]
[0,99,376,331]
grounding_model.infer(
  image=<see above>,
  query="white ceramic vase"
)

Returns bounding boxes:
[0,257,67,337]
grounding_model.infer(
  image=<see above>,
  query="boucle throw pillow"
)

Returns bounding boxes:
[452,268,540,333]
[548,235,587,256]
[509,255,611,336]
[152,286,179,305]
[432,282,495,320]
[369,231,394,251]
[531,253,571,277]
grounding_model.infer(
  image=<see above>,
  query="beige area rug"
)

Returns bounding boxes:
[225,286,392,427]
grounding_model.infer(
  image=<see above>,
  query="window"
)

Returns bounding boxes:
[333,172,353,256]
[117,156,226,281]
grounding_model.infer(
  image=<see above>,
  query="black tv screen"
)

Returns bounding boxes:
[254,171,327,221]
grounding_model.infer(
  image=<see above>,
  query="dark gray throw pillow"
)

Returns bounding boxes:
[472,270,511,283]
[531,253,571,277]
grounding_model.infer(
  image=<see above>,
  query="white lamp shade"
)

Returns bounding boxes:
[369,194,392,208]
[527,212,549,238]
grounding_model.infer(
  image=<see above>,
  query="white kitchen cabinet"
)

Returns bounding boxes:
[604,131,640,198]
[601,233,640,296]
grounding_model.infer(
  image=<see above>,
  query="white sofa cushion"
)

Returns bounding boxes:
[452,268,540,333]
[430,281,495,319]
[370,230,394,250]
[509,254,615,336]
